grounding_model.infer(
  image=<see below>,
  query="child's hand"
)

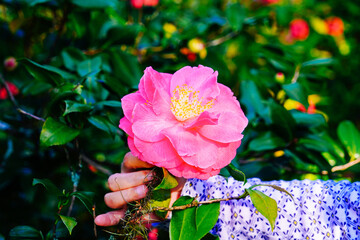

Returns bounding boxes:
[94,152,185,226]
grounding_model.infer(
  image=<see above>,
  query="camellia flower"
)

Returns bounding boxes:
[0,81,19,100]
[4,57,18,71]
[130,0,159,9]
[289,19,309,41]
[119,66,248,179]
[260,0,279,5]
[325,17,344,37]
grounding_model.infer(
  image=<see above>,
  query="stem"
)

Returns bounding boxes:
[322,157,360,175]
[0,73,45,122]
[151,191,249,212]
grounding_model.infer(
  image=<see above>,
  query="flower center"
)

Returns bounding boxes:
[170,84,214,121]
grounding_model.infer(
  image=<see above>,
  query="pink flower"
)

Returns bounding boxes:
[0,82,19,100]
[119,66,248,180]
[130,0,159,8]
[290,19,310,41]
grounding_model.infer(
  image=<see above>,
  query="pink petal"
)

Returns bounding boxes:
[119,117,133,137]
[132,103,175,142]
[133,137,183,168]
[121,92,146,120]
[167,163,220,180]
[127,136,142,159]
[198,111,246,143]
[152,89,174,118]
[139,67,171,103]
[199,84,248,143]
[184,111,219,129]
[170,66,220,101]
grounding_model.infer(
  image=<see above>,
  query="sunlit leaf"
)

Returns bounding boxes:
[71,0,117,8]
[194,203,220,239]
[302,58,334,67]
[246,189,277,231]
[170,196,196,240]
[337,120,360,160]
[154,168,178,190]
[59,215,77,235]
[40,117,80,147]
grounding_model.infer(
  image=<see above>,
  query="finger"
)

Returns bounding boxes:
[121,152,154,173]
[108,171,154,191]
[94,208,127,226]
[105,185,148,209]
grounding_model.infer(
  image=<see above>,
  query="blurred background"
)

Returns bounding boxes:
[1,0,360,239]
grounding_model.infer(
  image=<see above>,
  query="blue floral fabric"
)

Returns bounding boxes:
[181,176,360,240]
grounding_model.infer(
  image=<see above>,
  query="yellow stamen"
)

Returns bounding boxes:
[171,84,214,121]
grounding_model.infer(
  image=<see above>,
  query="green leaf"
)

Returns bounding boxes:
[337,120,360,160]
[59,215,77,235]
[302,58,334,68]
[150,189,171,219]
[226,163,247,185]
[95,100,122,108]
[21,58,64,86]
[61,47,86,71]
[71,0,117,8]
[77,57,102,77]
[246,189,277,231]
[40,117,81,147]
[9,226,43,239]
[267,100,295,141]
[170,196,197,240]
[283,82,309,108]
[290,111,326,128]
[194,203,220,239]
[225,3,246,31]
[70,191,94,214]
[88,116,118,137]
[154,168,178,190]
[32,178,63,197]
[201,233,220,240]
[63,100,93,116]
[248,132,287,151]
[249,184,295,202]
[240,80,265,121]
[109,49,142,88]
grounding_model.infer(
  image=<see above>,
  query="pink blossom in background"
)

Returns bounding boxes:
[130,0,159,9]
[119,66,248,180]
[260,0,279,5]
[289,19,310,41]
[0,81,19,100]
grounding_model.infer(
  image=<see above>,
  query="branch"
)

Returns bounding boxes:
[151,191,249,212]
[0,72,45,122]
[322,157,360,174]
[80,154,113,176]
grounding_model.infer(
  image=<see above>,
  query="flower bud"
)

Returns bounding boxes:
[4,57,18,71]
[310,17,328,35]
[163,23,177,38]
[275,72,285,83]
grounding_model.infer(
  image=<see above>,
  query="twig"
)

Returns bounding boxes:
[0,72,45,122]
[16,108,45,122]
[291,65,301,83]
[207,31,238,47]
[322,157,360,174]
[151,191,249,212]
[80,154,113,176]
[0,73,18,107]
[92,204,97,238]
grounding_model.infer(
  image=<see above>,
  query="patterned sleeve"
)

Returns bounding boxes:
[180,175,360,240]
